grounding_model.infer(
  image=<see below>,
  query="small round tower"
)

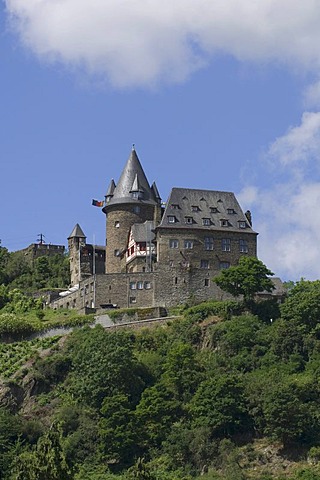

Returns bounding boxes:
[102,147,161,273]
[68,224,86,285]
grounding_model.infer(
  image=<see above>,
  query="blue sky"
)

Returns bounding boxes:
[2,1,320,280]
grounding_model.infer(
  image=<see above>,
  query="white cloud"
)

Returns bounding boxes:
[267,112,320,168]
[5,0,320,87]
[239,113,320,280]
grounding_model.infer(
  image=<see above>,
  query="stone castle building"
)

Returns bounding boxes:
[51,148,259,311]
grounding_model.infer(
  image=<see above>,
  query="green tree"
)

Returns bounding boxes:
[67,327,146,408]
[0,244,9,285]
[99,393,138,465]
[13,422,72,480]
[281,280,320,330]
[135,382,182,449]
[189,374,251,438]
[162,342,202,400]
[214,257,274,305]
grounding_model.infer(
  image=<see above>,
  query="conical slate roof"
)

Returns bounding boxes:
[105,179,116,197]
[104,147,158,207]
[68,223,86,239]
[151,181,161,202]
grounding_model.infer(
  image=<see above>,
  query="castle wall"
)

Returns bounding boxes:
[19,243,65,266]
[157,228,257,270]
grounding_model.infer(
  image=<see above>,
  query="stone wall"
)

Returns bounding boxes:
[157,228,257,270]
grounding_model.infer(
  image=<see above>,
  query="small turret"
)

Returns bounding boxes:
[105,179,116,204]
[68,224,86,286]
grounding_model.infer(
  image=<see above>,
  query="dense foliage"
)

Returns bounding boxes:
[1,280,320,479]
[0,244,70,291]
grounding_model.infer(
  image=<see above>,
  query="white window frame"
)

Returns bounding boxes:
[204,237,214,250]
[169,239,179,248]
[184,240,193,249]
[239,239,248,253]
[222,238,231,252]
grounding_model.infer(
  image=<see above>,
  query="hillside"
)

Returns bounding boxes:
[1,281,320,479]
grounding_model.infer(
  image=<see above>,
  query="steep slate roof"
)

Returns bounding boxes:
[105,179,116,197]
[131,221,155,243]
[158,188,257,234]
[104,148,158,207]
[68,224,86,239]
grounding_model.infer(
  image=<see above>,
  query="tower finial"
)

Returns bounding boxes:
[132,143,135,151]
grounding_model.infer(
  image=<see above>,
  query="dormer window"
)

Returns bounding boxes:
[202,218,210,226]
[185,216,194,224]
[238,221,247,229]
[168,216,176,224]
[210,207,219,213]
[131,191,143,200]
[191,206,200,212]
[220,219,229,227]
[171,204,179,209]
[227,208,236,214]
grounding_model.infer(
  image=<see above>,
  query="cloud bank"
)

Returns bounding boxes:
[5,0,320,87]
[239,112,320,280]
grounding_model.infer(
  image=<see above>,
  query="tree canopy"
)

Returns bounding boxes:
[214,256,275,303]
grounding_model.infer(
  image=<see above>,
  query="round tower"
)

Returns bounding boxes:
[67,224,86,285]
[102,147,161,273]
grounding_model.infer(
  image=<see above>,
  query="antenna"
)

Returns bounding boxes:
[37,233,45,244]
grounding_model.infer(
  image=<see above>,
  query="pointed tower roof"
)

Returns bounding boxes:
[130,173,143,193]
[103,147,158,207]
[105,178,116,197]
[68,223,86,239]
[151,181,161,203]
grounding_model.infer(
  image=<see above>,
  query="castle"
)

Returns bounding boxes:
[51,147,260,311]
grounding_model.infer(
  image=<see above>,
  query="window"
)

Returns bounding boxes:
[204,237,214,250]
[168,216,176,223]
[184,240,193,249]
[144,281,151,289]
[114,249,120,256]
[227,208,236,214]
[210,207,219,213]
[191,205,200,212]
[220,261,230,269]
[129,282,136,290]
[204,278,210,287]
[169,239,179,248]
[133,206,140,214]
[185,216,193,224]
[175,277,178,284]
[222,238,231,252]
[115,221,120,228]
[131,192,139,199]
[171,204,179,209]
[200,259,209,269]
[238,221,247,229]
[220,219,229,227]
[137,281,144,290]
[240,239,248,253]
[130,297,137,304]
[202,218,210,226]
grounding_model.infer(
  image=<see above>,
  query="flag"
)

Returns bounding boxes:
[92,199,104,207]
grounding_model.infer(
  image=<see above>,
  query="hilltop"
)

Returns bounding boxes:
[1,280,320,479]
